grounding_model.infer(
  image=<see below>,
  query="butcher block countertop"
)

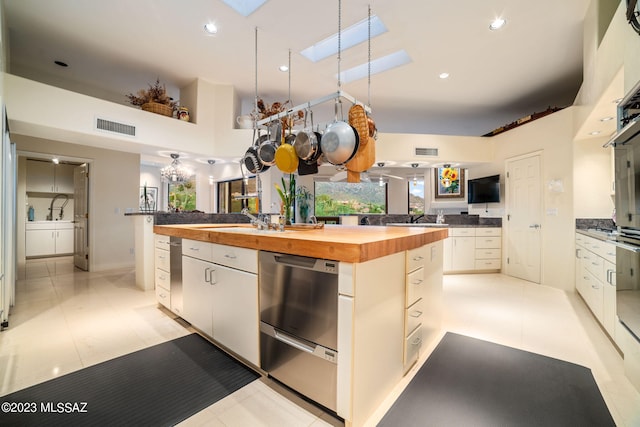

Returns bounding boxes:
[154,223,448,263]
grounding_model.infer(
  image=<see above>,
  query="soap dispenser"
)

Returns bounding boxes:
[28,205,35,221]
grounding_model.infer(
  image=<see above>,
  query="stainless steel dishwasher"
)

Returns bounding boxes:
[259,251,339,412]
[169,237,183,316]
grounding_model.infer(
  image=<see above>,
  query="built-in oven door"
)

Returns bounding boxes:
[614,119,640,228]
[616,242,640,340]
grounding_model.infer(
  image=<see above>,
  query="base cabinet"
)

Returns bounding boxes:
[25,222,74,257]
[444,227,502,273]
[575,233,618,345]
[181,240,259,366]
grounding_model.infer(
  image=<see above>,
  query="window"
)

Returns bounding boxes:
[217,177,258,213]
[168,178,196,211]
[409,179,425,215]
[314,181,387,216]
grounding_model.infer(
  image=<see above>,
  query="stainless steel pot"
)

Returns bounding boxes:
[294,109,319,161]
[321,121,359,165]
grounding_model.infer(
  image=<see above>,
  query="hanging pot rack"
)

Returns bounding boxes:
[255,90,371,127]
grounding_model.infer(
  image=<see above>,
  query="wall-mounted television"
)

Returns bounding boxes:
[467,174,500,204]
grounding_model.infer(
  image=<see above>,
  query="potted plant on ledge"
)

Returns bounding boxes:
[126,78,178,117]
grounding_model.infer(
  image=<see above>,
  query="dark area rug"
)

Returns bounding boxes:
[378,332,615,427]
[1,333,259,426]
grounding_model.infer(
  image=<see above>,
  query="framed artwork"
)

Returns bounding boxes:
[139,186,157,212]
[434,167,465,199]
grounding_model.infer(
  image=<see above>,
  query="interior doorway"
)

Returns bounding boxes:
[505,152,543,284]
[18,153,91,273]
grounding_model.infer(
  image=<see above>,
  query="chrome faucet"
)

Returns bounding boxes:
[241,208,281,231]
[47,194,69,221]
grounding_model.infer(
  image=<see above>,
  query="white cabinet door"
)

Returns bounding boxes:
[54,163,75,193]
[26,160,55,192]
[603,259,617,337]
[55,228,74,254]
[182,255,214,337]
[25,229,56,257]
[211,264,259,365]
[451,237,475,271]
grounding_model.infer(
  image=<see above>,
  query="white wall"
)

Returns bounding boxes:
[573,136,615,218]
[13,135,140,272]
[492,108,576,291]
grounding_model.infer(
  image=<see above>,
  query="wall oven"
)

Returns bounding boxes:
[613,81,640,341]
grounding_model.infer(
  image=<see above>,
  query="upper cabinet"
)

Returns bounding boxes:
[26,160,75,194]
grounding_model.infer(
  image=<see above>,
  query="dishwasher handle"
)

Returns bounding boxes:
[274,329,315,353]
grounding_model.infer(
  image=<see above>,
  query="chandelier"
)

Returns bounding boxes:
[161,153,192,183]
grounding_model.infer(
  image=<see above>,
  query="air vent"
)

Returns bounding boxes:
[96,118,136,137]
[414,147,438,156]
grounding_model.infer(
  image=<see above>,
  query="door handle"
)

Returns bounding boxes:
[208,268,217,285]
[204,267,211,283]
[529,224,541,229]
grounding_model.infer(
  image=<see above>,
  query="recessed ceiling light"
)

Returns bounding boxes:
[489,18,506,30]
[600,116,614,122]
[52,158,60,164]
[439,72,450,79]
[338,50,412,83]
[301,15,387,63]
[279,65,289,72]
[54,60,68,67]
[222,0,267,17]
[204,23,218,34]
[589,131,601,136]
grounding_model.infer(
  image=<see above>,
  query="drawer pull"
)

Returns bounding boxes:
[158,293,166,298]
[410,310,423,318]
[591,284,600,289]
[411,336,422,346]
[412,279,424,285]
[189,247,200,251]
[412,255,424,261]
[158,255,166,259]
[159,275,166,280]
[224,254,237,260]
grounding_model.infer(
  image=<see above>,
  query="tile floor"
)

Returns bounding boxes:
[1,257,639,426]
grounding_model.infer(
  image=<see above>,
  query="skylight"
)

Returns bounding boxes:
[301,15,387,63]
[222,0,268,17]
[338,50,412,83]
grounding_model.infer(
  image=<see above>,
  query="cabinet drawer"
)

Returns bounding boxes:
[183,239,213,262]
[155,268,170,289]
[475,259,501,270]
[404,325,423,368]
[476,228,501,237]
[476,236,501,249]
[406,298,424,337]
[450,228,475,237]
[475,248,501,259]
[155,284,171,308]
[591,241,616,264]
[155,234,170,249]
[406,268,425,306]
[407,246,427,273]
[584,253,604,282]
[211,243,257,273]
[155,248,170,272]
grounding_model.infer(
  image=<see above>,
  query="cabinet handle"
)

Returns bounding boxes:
[158,255,166,259]
[159,275,166,280]
[575,249,581,258]
[592,284,600,289]
[190,247,200,251]
[413,255,424,261]
[224,253,237,260]
[412,279,424,285]
[209,268,217,285]
[204,267,211,283]
[411,336,422,346]
[410,310,423,318]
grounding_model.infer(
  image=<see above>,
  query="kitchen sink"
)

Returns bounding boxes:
[385,223,449,227]
[200,227,297,234]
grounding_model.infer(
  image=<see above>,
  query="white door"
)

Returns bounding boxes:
[73,164,89,271]
[506,154,542,283]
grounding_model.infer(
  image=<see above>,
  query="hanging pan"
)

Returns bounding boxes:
[294,109,319,161]
[321,100,359,166]
[257,121,280,166]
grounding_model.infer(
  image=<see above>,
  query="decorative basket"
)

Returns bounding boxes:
[141,102,173,117]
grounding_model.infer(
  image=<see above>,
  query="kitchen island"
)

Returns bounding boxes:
[153,223,447,427]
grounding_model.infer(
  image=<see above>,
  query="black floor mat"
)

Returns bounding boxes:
[378,332,615,427]
[1,333,259,426]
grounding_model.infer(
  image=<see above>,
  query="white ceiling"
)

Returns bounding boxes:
[5,0,592,140]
